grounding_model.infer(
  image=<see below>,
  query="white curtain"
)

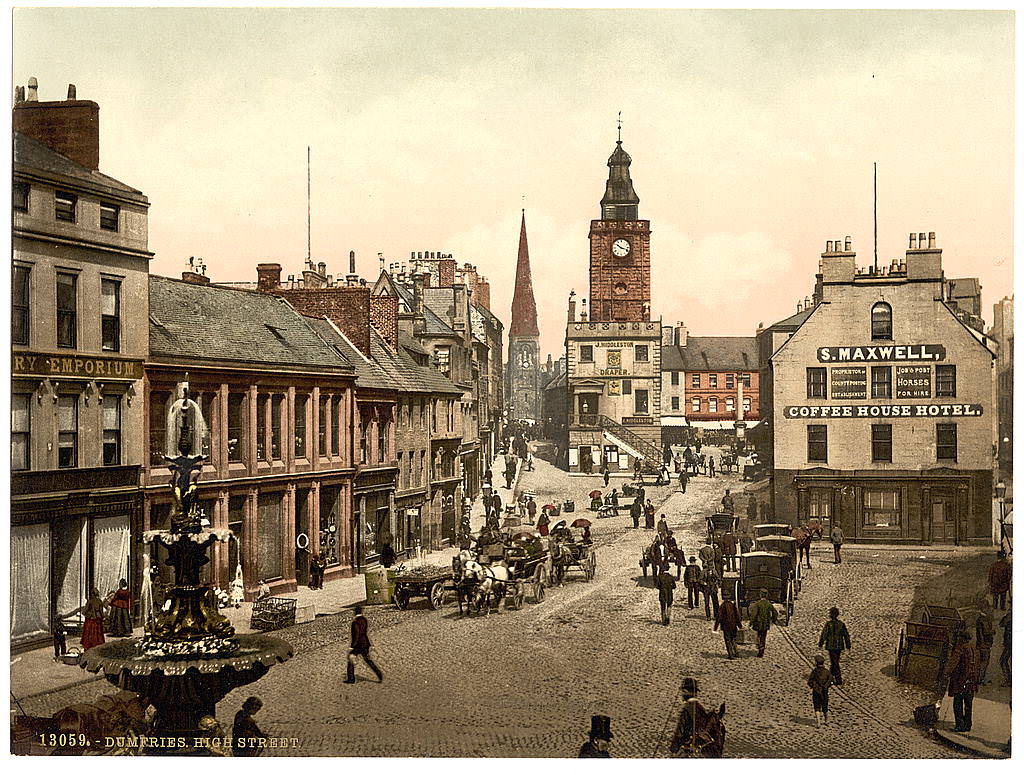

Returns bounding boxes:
[11,524,51,643]
[57,520,86,627]
[93,515,130,599]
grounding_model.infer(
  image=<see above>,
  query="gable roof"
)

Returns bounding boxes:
[14,131,148,203]
[149,275,352,371]
[302,316,398,390]
[662,336,758,372]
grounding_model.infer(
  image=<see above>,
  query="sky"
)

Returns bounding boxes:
[13,8,1014,358]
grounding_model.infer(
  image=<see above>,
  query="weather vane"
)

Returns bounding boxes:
[617,111,622,142]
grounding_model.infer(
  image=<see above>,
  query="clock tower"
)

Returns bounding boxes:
[589,139,651,323]
[508,209,541,425]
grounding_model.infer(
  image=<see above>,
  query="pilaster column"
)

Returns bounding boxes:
[244,488,258,594]
[284,483,297,582]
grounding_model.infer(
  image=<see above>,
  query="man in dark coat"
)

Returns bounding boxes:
[578,715,612,757]
[988,550,1011,610]
[630,498,642,529]
[655,569,676,625]
[490,491,503,520]
[749,588,778,657]
[945,630,981,732]
[714,592,742,658]
[345,606,383,683]
[701,565,720,621]
[232,696,267,757]
[807,655,833,727]
[683,557,702,609]
[818,607,852,685]
[722,531,738,572]
[721,490,735,514]
[678,467,689,493]
[975,599,996,684]
[603,467,610,488]
[708,456,716,478]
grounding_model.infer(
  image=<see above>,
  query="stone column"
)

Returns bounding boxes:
[247,385,258,474]
[244,488,258,596]
[284,483,297,585]
[311,385,320,469]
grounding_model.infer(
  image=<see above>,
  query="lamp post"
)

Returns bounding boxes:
[995,480,1007,550]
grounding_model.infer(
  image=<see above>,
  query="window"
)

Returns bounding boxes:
[871,366,892,399]
[149,390,169,466]
[634,389,649,415]
[709,397,718,413]
[256,394,268,461]
[743,373,752,388]
[871,424,892,463]
[398,452,405,489]
[937,423,957,461]
[228,393,246,463]
[670,371,679,386]
[55,190,77,222]
[863,489,900,528]
[435,347,451,375]
[871,302,892,340]
[448,400,455,433]
[13,182,29,212]
[99,202,119,231]
[807,424,827,463]
[319,396,329,456]
[808,488,832,523]
[11,393,30,471]
[936,365,956,397]
[726,397,735,413]
[806,367,827,398]
[580,345,594,363]
[359,417,368,463]
[12,265,30,345]
[102,394,121,466]
[635,345,649,362]
[691,397,701,413]
[691,374,700,388]
[709,374,718,388]
[377,419,388,463]
[101,278,121,351]
[671,396,679,411]
[743,397,751,412]
[57,394,78,468]
[726,373,735,389]
[294,394,308,458]
[271,396,283,459]
[333,396,344,456]
[622,379,632,395]
[431,400,438,433]
[56,272,77,348]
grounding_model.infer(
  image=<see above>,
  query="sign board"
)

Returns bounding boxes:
[12,351,144,380]
[783,403,982,419]
[895,366,932,399]
[830,366,867,399]
[607,380,621,395]
[816,344,946,363]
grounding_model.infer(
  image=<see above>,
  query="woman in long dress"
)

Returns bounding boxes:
[107,579,133,637]
[80,588,107,650]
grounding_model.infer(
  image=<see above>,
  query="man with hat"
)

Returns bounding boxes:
[944,630,981,732]
[683,556,703,609]
[578,714,612,757]
[807,655,833,727]
[714,591,742,659]
[749,588,778,657]
[818,607,852,686]
[655,566,677,626]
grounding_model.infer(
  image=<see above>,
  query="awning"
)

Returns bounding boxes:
[661,417,689,427]
[688,420,762,430]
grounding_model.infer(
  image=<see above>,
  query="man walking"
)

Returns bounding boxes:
[683,557,702,609]
[721,489,735,514]
[829,524,844,564]
[807,655,833,727]
[578,715,613,758]
[701,564,720,621]
[526,496,537,526]
[344,606,383,683]
[491,491,503,521]
[630,498,642,529]
[655,568,676,626]
[678,467,689,493]
[714,591,742,658]
[818,607,852,686]
[988,550,1011,610]
[945,630,980,733]
[708,456,716,478]
[749,588,778,657]
[722,531,738,572]
[975,599,996,684]
[656,515,669,538]
[602,466,610,488]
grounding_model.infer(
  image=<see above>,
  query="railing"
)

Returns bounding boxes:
[570,414,662,465]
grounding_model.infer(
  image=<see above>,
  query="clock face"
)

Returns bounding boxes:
[611,238,631,257]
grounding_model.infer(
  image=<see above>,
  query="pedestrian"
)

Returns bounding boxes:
[230,564,245,607]
[793,523,812,569]
[630,498,642,529]
[491,491,503,519]
[739,531,753,555]
[975,599,996,684]
[713,541,725,579]
[722,531,738,572]
[578,715,613,758]
[582,524,593,545]
[664,530,682,579]
[484,468,492,487]
[610,488,619,508]
[698,541,716,571]
[701,565,720,621]
[655,568,676,626]
[714,591,742,658]
[309,551,326,590]
[637,485,646,504]
[232,696,267,757]
[694,437,702,455]
[944,630,980,733]
[644,500,656,530]
[526,496,538,525]
[988,550,1011,610]
[749,588,778,657]
[380,536,397,568]
[79,588,107,650]
[998,610,1011,686]
[708,456,716,478]
[830,524,844,564]
[657,515,669,538]
[683,557,702,609]
[633,458,642,481]
[344,605,384,683]
[678,467,689,493]
[526,451,534,472]
[818,607,852,686]
[108,578,133,637]
[51,615,67,662]
[721,489,735,514]
[537,509,550,537]
[746,497,758,525]
[603,467,610,488]
[807,655,833,727]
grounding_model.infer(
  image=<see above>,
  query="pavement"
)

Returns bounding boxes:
[10,448,998,758]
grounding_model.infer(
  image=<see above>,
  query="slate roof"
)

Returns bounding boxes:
[391,280,457,337]
[380,331,462,395]
[14,131,148,202]
[149,275,352,371]
[303,316,397,390]
[768,306,814,330]
[661,336,758,372]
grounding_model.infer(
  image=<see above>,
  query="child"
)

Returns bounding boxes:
[808,654,834,727]
[52,615,67,662]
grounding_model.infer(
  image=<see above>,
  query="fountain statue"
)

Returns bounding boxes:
[80,383,292,753]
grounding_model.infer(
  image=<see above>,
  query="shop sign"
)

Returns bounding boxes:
[593,341,636,348]
[600,368,628,376]
[817,344,945,363]
[895,366,932,399]
[783,403,982,419]
[830,367,867,399]
[607,380,622,395]
[12,351,144,380]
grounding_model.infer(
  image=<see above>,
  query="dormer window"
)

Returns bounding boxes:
[871,302,892,340]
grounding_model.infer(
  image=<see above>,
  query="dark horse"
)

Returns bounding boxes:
[669,699,727,758]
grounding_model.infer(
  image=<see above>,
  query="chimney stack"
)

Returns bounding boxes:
[256,263,282,292]
[580,298,588,322]
[567,291,576,323]
[928,231,936,249]
[26,77,38,101]
[13,78,101,169]
[66,84,76,100]
[844,236,852,252]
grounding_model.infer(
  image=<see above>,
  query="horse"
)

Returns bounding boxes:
[461,559,511,614]
[669,699,727,758]
[550,541,575,586]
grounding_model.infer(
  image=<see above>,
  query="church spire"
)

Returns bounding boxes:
[600,127,640,220]
[510,209,540,338]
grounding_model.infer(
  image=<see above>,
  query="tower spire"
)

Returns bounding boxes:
[510,209,540,338]
[600,133,639,220]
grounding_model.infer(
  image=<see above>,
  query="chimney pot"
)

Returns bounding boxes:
[928,231,936,249]
[909,233,917,249]
[918,232,927,248]
[14,85,24,104]
[317,261,326,276]
[844,236,851,252]
[797,301,803,312]
[826,240,833,252]
[27,77,38,101]
[67,84,76,100]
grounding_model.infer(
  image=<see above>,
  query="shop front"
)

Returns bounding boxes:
[354,467,397,569]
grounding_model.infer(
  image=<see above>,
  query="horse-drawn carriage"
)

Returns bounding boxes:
[736,551,795,625]
[718,451,740,475]
[753,523,792,538]
[550,519,597,584]
[895,604,965,685]
[453,530,551,615]
[753,534,801,595]
[706,513,740,545]
[639,537,681,578]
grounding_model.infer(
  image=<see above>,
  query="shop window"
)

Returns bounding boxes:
[871,366,892,399]
[100,202,119,231]
[294,394,308,458]
[57,394,78,468]
[149,390,170,466]
[807,488,832,523]
[871,424,892,463]
[11,393,30,471]
[101,278,121,352]
[806,367,827,398]
[635,345,649,362]
[691,397,701,413]
[227,393,246,463]
[12,265,30,345]
[936,365,956,397]
[319,487,341,567]
[709,374,718,388]
[13,181,29,212]
[56,272,77,349]
[871,302,892,340]
[580,345,594,363]
[807,424,827,463]
[634,389,649,415]
[863,489,900,528]
[102,394,121,466]
[670,371,679,386]
[257,493,283,579]
[937,423,957,462]
[709,397,718,413]
[55,190,77,222]
[691,373,700,388]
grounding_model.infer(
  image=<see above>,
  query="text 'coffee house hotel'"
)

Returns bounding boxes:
[765,233,996,545]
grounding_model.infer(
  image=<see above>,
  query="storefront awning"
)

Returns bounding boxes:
[688,420,761,430]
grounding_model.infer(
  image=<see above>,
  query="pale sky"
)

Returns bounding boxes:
[13,8,1014,358]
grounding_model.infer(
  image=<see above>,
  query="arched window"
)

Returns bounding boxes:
[871,302,892,340]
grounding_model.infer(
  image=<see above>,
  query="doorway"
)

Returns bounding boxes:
[579,446,593,474]
[930,495,956,544]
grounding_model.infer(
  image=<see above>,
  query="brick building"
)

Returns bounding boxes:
[11,82,151,647]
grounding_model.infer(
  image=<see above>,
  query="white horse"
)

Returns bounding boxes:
[462,559,511,614]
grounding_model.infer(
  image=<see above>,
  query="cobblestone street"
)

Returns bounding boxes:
[21,454,968,757]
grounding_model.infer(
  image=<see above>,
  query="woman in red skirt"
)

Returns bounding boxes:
[80,588,108,650]
[108,579,133,637]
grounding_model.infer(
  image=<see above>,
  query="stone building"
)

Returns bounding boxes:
[767,233,996,544]
[565,136,663,475]
[11,82,151,647]
[507,211,542,425]
[989,296,1013,476]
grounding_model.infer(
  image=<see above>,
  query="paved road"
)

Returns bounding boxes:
[20,455,964,757]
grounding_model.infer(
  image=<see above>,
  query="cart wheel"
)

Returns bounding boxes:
[586,555,596,581]
[395,589,410,610]
[429,581,446,611]
[895,632,907,679]
[535,579,546,603]
[786,580,795,623]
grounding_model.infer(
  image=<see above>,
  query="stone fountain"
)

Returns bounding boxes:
[80,386,292,753]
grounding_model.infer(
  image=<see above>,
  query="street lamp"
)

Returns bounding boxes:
[995,480,1007,550]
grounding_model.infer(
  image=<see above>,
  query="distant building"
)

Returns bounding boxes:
[989,296,1013,475]
[507,211,542,426]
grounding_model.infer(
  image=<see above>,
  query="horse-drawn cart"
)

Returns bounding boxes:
[392,565,454,610]
[754,534,801,595]
[895,605,965,684]
[736,551,795,625]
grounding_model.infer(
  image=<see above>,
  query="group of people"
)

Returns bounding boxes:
[53,579,135,660]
